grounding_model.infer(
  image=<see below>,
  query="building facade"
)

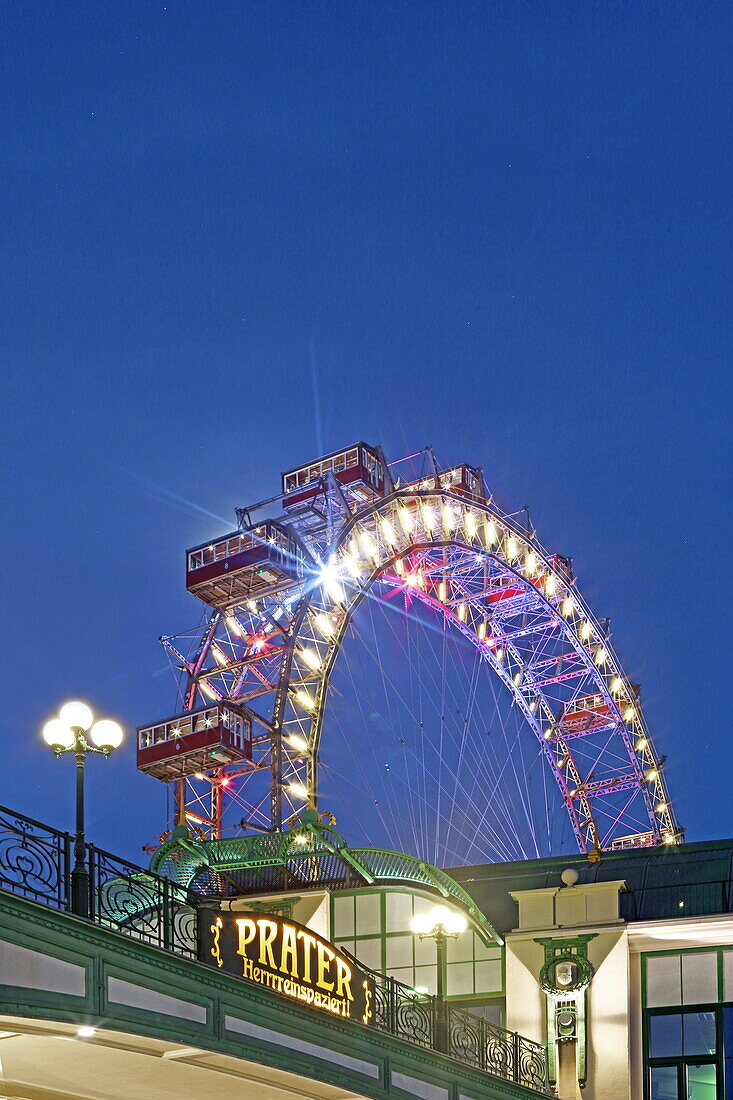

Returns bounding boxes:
[0,800,730,1099]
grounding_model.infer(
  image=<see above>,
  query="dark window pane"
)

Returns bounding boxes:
[683,1013,716,1056]
[651,1065,679,1100]
[724,1006,733,1054]
[725,1058,733,1100]
[686,1063,716,1100]
[650,1014,683,1058]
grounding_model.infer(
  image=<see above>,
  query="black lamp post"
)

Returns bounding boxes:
[411,904,468,1054]
[43,702,123,918]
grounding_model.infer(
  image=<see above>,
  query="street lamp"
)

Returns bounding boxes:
[42,701,123,918]
[411,904,467,1054]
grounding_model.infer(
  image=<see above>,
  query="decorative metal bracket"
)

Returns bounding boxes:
[535,933,596,1088]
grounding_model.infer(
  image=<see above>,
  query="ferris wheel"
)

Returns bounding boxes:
[137,443,680,864]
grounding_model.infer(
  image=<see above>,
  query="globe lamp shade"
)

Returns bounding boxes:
[89,720,123,751]
[411,913,432,936]
[59,701,93,731]
[444,912,468,935]
[429,905,451,929]
[43,719,74,750]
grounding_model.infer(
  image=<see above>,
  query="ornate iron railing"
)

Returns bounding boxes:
[88,844,197,957]
[0,804,71,909]
[0,803,548,1092]
[351,959,548,1090]
[447,1002,548,1091]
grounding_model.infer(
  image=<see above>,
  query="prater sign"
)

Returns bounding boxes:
[200,911,376,1025]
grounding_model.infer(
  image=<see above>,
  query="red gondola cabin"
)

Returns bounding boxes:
[437,464,485,501]
[186,520,300,607]
[137,703,252,781]
[282,443,389,511]
[559,691,635,736]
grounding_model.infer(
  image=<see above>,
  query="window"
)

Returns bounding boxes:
[646,953,718,1008]
[331,889,504,998]
[645,950,730,1099]
[650,1065,677,1100]
[649,1013,715,1059]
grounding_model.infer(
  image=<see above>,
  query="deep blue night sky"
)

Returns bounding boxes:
[0,2,730,862]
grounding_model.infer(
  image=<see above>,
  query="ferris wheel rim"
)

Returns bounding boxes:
[274,486,677,855]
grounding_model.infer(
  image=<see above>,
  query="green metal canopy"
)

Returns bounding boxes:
[150,812,503,945]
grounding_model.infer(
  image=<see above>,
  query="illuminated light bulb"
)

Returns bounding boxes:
[59,701,93,731]
[410,913,431,936]
[250,635,266,653]
[496,647,504,662]
[529,699,537,713]
[524,552,536,576]
[513,671,522,685]
[545,574,557,596]
[444,912,468,935]
[457,602,467,621]
[219,776,230,787]
[477,621,487,640]
[635,737,648,752]
[399,506,414,533]
[430,905,451,927]
[211,644,228,667]
[247,600,257,613]
[595,646,607,666]
[298,647,321,671]
[43,719,74,750]
[646,768,658,782]
[656,802,668,813]
[544,729,553,740]
[195,772,206,780]
[76,1026,96,1039]
[442,504,456,532]
[484,520,498,546]
[610,676,623,694]
[406,572,422,587]
[438,581,447,603]
[394,558,405,576]
[561,596,574,616]
[506,536,519,560]
[314,612,336,638]
[287,734,310,753]
[623,705,636,721]
[664,833,676,845]
[199,681,218,700]
[293,833,308,845]
[327,579,346,604]
[359,529,379,562]
[380,518,398,546]
[465,511,477,538]
[294,689,315,711]
[348,536,361,559]
[226,615,243,636]
[579,620,592,641]
[287,782,309,800]
[342,553,362,578]
[421,504,436,532]
[89,720,123,750]
[318,561,345,604]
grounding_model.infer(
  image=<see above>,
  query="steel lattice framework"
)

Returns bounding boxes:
[151,446,679,857]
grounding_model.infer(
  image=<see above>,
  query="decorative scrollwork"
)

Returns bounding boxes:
[0,801,548,1090]
[518,1035,550,1090]
[0,806,69,908]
